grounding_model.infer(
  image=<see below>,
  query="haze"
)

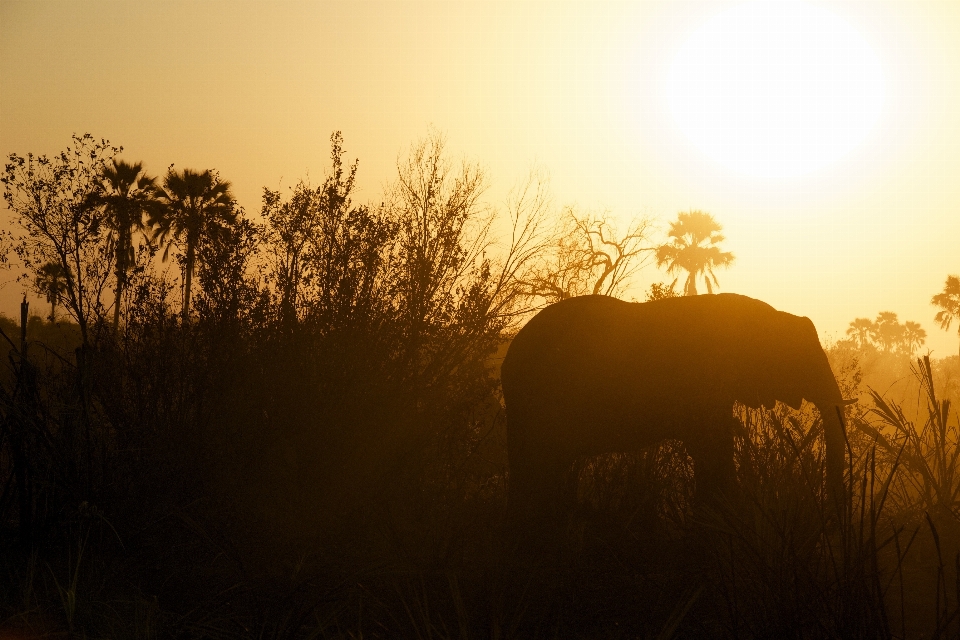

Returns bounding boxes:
[3,0,960,354]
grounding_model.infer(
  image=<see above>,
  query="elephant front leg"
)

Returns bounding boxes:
[688,421,737,505]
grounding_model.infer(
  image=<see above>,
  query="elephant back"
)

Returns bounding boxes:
[502,293,829,413]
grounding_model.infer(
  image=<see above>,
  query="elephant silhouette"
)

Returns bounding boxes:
[501,293,848,524]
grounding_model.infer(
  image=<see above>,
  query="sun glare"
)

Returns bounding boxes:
[664,0,885,179]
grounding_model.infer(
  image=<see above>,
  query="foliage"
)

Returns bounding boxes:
[646,280,680,301]
[150,167,237,322]
[2,134,119,343]
[655,209,734,296]
[260,132,398,332]
[859,356,960,523]
[86,159,158,329]
[708,404,897,638]
[932,275,960,358]
[846,311,927,355]
[33,261,70,321]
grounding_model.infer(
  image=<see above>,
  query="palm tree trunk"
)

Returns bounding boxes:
[112,236,126,331]
[182,243,195,324]
[113,279,124,330]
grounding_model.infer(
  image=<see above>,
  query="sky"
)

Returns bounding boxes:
[2,0,960,356]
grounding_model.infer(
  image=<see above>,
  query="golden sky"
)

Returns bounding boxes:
[2,0,960,355]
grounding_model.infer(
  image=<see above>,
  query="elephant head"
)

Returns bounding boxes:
[720,304,849,495]
[501,293,849,526]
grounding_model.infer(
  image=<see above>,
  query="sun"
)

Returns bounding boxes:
[664,0,885,180]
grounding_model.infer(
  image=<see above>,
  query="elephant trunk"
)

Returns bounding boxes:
[812,378,852,509]
[816,399,846,502]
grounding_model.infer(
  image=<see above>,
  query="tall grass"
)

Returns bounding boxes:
[705,404,895,638]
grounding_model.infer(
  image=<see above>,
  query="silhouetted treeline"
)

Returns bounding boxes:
[0,132,569,637]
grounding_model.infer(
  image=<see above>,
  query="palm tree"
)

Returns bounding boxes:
[150,168,236,323]
[902,321,927,355]
[89,159,157,330]
[872,311,905,352]
[654,210,734,295]
[34,261,70,322]
[932,275,960,359]
[846,317,874,349]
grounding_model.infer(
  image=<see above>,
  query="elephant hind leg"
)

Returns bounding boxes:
[507,454,578,538]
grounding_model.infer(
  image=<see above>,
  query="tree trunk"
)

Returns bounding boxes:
[113,279,124,330]
[112,235,126,331]
[182,243,195,324]
[15,298,32,547]
[20,297,28,356]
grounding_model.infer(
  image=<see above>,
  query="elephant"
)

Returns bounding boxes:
[500,293,849,524]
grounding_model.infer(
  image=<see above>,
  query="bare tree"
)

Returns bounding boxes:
[389,132,491,344]
[522,207,654,304]
[380,134,570,392]
[480,167,553,324]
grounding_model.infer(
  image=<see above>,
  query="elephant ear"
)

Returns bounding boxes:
[746,311,824,411]
[793,315,845,406]
[716,303,772,399]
